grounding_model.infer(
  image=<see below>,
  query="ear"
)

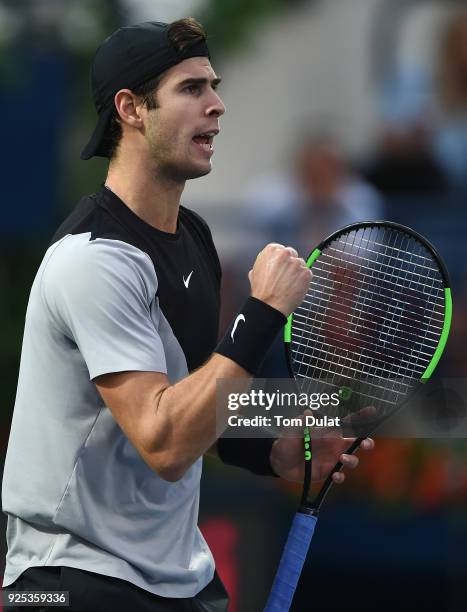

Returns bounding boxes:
[114,89,144,128]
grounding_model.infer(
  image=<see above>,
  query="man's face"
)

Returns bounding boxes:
[142,57,225,181]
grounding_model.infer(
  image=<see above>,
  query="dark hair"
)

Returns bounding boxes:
[101,17,207,160]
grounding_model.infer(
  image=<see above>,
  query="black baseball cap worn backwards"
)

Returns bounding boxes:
[81,21,210,160]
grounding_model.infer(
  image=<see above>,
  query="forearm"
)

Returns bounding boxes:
[149,353,250,479]
[144,298,287,479]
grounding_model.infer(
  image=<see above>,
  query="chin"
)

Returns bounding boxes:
[183,162,212,180]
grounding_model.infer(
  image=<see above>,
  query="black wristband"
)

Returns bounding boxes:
[217,435,279,477]
[215,297,287,375]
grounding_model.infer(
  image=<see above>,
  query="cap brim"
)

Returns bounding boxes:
[80,105,114,160]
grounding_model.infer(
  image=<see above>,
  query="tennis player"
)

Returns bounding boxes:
[2,18,374,612]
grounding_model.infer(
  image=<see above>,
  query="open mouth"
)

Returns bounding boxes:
[192,131,216,153]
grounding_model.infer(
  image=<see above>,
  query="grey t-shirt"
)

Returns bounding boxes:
[2,187,222,598]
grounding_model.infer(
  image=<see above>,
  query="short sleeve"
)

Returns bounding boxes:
[41,236,167,380]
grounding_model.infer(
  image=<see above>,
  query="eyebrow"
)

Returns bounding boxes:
[177,76,222,89]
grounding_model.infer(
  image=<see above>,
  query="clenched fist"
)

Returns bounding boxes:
[249,243,312,316]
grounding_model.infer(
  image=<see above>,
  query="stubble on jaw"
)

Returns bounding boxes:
[144,110,212,182]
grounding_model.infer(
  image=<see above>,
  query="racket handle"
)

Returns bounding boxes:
[264,511,317,612]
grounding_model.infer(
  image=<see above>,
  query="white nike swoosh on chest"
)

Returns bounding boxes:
[183,270,194,288]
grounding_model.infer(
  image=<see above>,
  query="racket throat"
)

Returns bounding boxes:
[298,504,319,517]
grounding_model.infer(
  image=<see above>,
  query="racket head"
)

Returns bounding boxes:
[284,221,452,509]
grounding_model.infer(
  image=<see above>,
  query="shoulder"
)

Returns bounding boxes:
[50,194,98,245]
[43,234,157,307]
[50,191,139,247]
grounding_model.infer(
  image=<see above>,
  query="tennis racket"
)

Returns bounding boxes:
[264,221,452,612]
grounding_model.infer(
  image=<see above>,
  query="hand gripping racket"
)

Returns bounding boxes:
[264,221,452,612]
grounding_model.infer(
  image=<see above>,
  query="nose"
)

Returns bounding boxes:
[206,90,226,118]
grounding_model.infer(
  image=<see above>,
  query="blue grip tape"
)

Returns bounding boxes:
[264,512,318,612]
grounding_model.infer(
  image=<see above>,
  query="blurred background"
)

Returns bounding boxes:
[1,0,467,610]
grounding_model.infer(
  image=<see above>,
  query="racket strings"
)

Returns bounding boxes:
[318,252,444,308]
[327,241,443,282]
[355,233,442,265]
[324,229,445,301]
[295,274,443,354]
[290,226,446,415]
[297,226,361,386]
[395,234,442,381]
[328,226,411,409]
[295,227,363,407]
[295,297,442,342]
[298,283,443,327]
[291,331,433,378]
[294,364,411,408]
[297,229,444,358]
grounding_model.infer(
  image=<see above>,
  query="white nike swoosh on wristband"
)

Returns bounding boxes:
[231,314,246,343]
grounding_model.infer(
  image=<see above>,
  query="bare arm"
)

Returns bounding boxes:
[95,355,248,482]
[95,244,311,482]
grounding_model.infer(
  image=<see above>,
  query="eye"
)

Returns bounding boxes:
[184,84,202,95]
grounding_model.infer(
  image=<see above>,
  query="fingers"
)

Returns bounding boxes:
[260,243,302,263]
[361,437,375,451]
[250,243,312,316]
[284,246,299,258]
[341,437,375,451]
[341,405,377,430]
[262,243,297,254]
[340,453,359,469]
[332,438,374,485]
[339,438,375,464]
[331,454,357,485]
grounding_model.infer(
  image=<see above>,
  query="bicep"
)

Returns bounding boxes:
[94,370,170,458]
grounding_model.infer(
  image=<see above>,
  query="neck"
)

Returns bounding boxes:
[105,150,185,234]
